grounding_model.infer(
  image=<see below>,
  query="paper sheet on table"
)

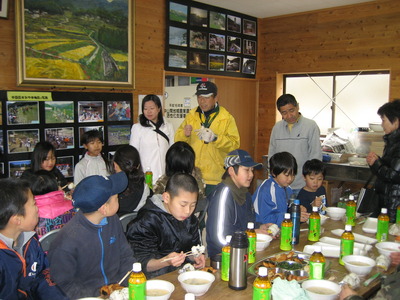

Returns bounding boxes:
[271,277,310,300]
[331,229,377,244]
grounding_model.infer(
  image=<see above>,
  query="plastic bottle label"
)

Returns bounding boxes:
[280,226,292,251]
[339,239,354,265]
[248,236,256,263]
[397,208,400,225]
[308,218,320,242]
[253,286,271,300]
[129,282,145,300]
[221,251,230,281]
[346,206,356,226]
[377,220,389,242]
[145,172,153,189]
[309,261,325,279]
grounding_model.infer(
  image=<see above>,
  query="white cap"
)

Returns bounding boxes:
[132,262,142,272]
[345,225,352,231]
[258,266,268,276]
[185,293,195,300]
[381,208,388,214]
[312,206,318,212]
[247,222,254,229]
[314,246,322,252]
[349,195,354,200]
[226,235,232,243]
[284,213,291,219]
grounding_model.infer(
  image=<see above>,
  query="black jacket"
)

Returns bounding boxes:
[370,128,400,222]
[21,167,68,187]
[126,195,200,278]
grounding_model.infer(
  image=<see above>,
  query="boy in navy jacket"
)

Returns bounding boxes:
[0,178,68,300]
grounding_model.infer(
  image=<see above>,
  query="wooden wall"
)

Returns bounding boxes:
[0,0,258,158]
[256,0,400,162]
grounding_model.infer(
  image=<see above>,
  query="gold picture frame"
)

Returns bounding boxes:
[15,0,134,88]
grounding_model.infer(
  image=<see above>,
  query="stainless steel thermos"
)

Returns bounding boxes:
[228,231,249,290]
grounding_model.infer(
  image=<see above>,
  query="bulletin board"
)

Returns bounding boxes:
[0,91,133,179]
[165,0,258,78]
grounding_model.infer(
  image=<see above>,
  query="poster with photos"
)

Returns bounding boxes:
[166,0,257,78]
[9,160,31,178]
[78,101,104,123]
[56,156,74,178]
[45,127,74,150]
[108,125,131,146]
[169,2,187,23]
[78,126,104,148]
[7,101,39,125]
[107,101,131,121]
[45,101,74,124]
[7,129,39,153]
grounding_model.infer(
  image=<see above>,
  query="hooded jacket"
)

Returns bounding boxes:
[0,232,68,300]
[175,105,240,185]
[47,212,135,299]
[126,195,200,278]
[370,128,400,222]
[35,190,76,238]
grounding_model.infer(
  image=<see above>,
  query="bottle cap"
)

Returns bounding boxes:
[185,293,196,300]
[312,206,318,212]
[247,222,254,229]
[382,208,388,214]
[132,262,142,272]
[226,235,232,243]
[258,267,268,276]
[349,195,354,200]
[284,213,291,219]
[345,225,352,231]
[294,199,300,205]
[314,246,322,252]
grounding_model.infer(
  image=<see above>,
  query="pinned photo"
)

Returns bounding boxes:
[107,101,131,121]
[209,54,225,71]
[7,101,39,125]
[243,58,256,75]
[209,33,225,51]
[56,156,74,178]
[227,15,241,33]
[243,39,256,56]
[45,101,74,124]
[226,56,241,72]
[169,2,187,23]
[45,127,74,150]
[190,7,207,27]
[108,125,131,146]
[227,36,241,53]
[169,26,187,47]
[209,11,226,30]
[9,160,31,178]
[78,101,104,123]
[243,19,257,36]
[169,49,187,68]
[190,30,207,49]
[189,52,207,70]
[7,129,39,153]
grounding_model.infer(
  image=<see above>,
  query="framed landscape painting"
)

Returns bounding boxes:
[15,0,133,88]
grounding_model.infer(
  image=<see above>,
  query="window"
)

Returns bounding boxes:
[284,71,390,134]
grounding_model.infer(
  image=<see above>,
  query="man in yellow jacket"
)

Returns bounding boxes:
[175,81,240,195]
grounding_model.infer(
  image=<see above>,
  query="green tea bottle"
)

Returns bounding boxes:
[346,195,356,226]
[309,246,326,280]
[339,225,354,265]
[128,262,146,300]
[397,206,400,225]
[280,213,293,251]
[253,267,271,300]
[308,206,320,242]
[246,222,257,264]
[377,208,390,242]
[221,235,232,281]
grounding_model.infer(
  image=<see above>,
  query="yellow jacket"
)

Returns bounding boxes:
[175,106,240,185]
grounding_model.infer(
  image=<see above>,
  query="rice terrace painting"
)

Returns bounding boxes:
[16,0,132,87]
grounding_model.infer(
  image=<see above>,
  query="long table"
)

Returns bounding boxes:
[155,217,396,299]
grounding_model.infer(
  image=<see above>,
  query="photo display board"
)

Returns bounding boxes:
[0,91,133,179]
[165,0,257,78]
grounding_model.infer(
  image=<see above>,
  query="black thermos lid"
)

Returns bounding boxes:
[230,231,249,249]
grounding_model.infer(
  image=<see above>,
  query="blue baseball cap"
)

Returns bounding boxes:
[224,149,262,169]
[72,172,128,213]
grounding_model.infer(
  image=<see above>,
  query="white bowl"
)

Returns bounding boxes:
[325,207,346,221]
[302,279,341,300]
[369,123,384,132]
[376,242,400,257]
[256,233,273,251]
[178,271,215,296]
[342,255,376,276]
[146,280,175,300]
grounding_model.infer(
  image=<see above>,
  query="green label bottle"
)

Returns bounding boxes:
[221,235,232,281]
[246,222,256,264]
[128,262,146,300]
[308,206,320,242]
[377,208,390,242]
[253,267,271,300]
[280,213,293,251]
[339,225,354,265]
[397,206,400,225]
[309,246,325,280]
[345,195,356,226]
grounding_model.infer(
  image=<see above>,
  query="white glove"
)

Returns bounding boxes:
[201,128,216,143]
[195,126,206,140]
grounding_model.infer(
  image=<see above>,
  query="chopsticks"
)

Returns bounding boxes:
[161,251,193,263]
[118,270,132,285]
[363,272,381,286]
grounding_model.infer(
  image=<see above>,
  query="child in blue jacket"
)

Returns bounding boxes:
[0,178,68,300]
[253,152,306,226]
